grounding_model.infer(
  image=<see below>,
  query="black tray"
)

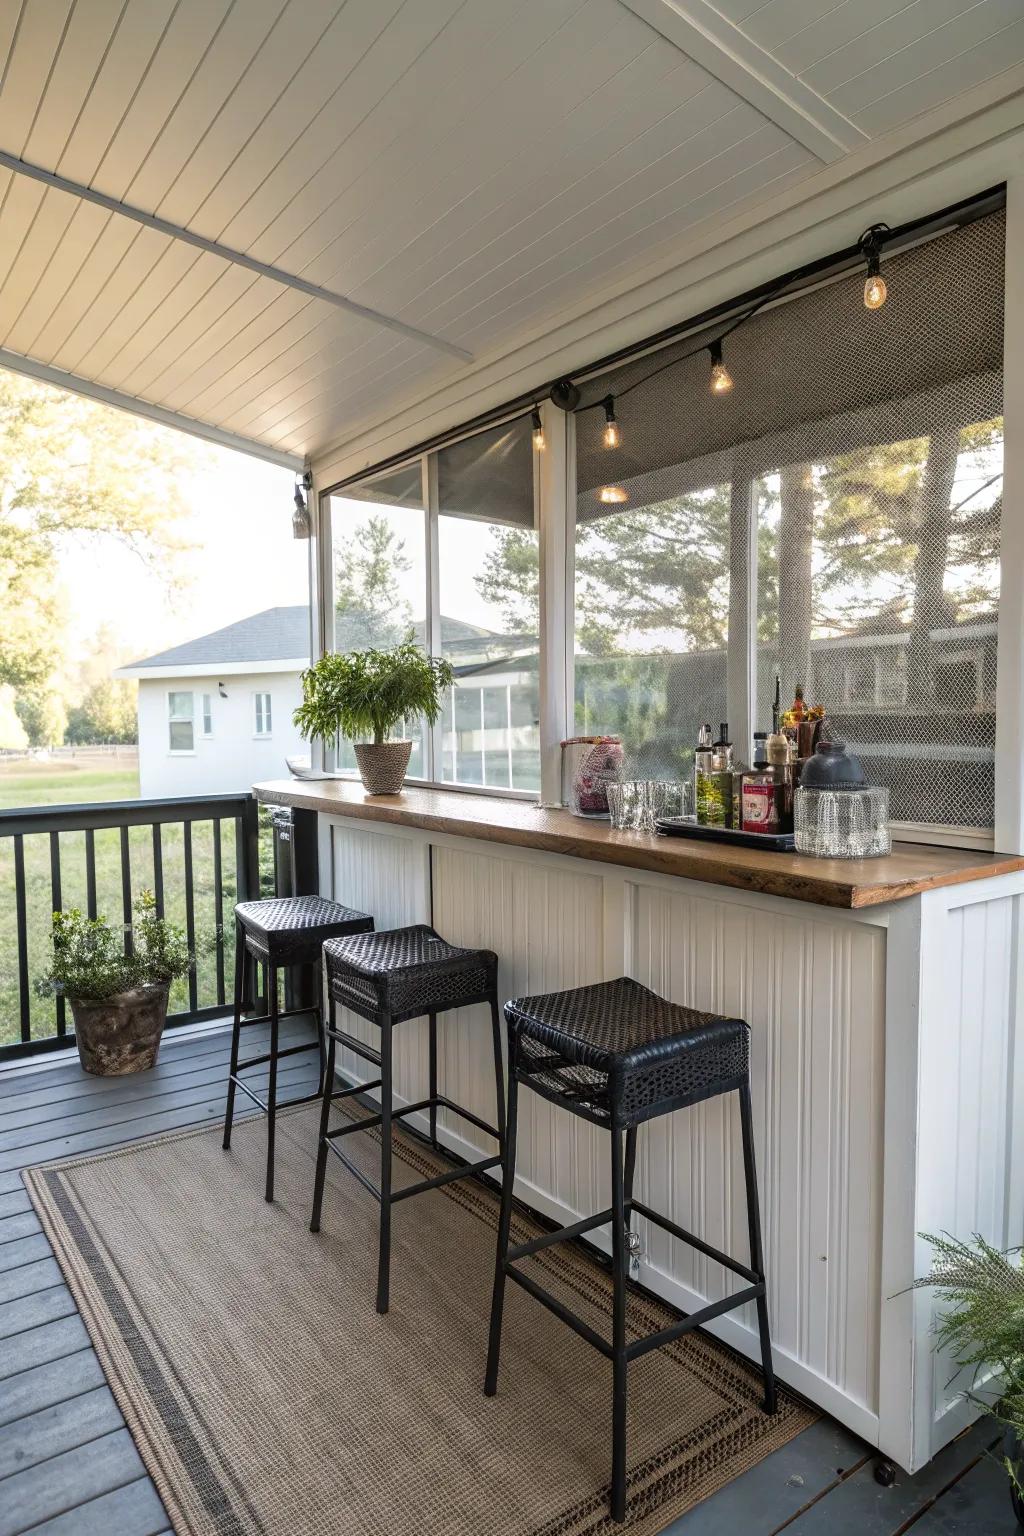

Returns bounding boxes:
[655,816,796,852]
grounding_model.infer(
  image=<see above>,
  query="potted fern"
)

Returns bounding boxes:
[293,642,454,795]
[40,891,194,1076]
[917,1232,1024,1525]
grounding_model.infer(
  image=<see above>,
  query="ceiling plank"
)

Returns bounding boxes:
[0,148,473,361]
[617,0,869,164]
[0,343,302,469]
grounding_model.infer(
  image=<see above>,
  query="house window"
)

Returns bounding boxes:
[201,694,213,735]
[168,692,194,753]
[253,692,273,736]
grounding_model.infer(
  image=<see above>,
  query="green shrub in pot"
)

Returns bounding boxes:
[917,1231,1024,1525]
[40,891,194,1076]
[293,642,454,794]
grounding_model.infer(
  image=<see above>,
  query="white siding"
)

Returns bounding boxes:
[136,670,306,798]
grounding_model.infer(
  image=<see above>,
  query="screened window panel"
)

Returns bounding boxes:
[572,471,731,778]
[574,209,1004,832]
[329,485,429,778]
[437,415,540,792]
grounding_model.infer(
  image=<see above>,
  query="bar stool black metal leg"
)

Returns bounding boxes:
[484,1035,518,1397]
[222,921,245,1150]
[310,1004,337,1234]
[489,994,507,1156]
[314,961,327,1095]
[376,1014,394,1315]
[264,966,279,1203]
[610,1125,629,1523]
[428,1011,438,1148]
[739,1079,777,1415]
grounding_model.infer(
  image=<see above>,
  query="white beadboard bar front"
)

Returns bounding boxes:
[299,794,1024,1472]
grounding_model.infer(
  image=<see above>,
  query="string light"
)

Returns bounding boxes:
[708,339,733,395]
[599,485,628,504]
[859,223,890,311]
[531,407,545,451]
[602,397,621,449]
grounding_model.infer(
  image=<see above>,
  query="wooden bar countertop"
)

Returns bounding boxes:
[254,778,1024,910]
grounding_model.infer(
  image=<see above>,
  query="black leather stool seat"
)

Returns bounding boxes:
[235,895,373,965]
[323,924,497,1024]
[506,976,749,1130]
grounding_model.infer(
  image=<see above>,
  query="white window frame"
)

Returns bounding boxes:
[324,415,547,800]
[167,691,195,755]
[253,691,273,737]
[201,693,213,736]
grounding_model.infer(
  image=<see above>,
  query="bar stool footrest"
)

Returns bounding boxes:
[506,1207,614,1265]
[631,1199,760,1285]
[228,1077,324,1116]
[625,1284,764,1362]
[235,1038,321,1072]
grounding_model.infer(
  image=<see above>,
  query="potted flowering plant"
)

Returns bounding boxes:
[293,641,454,795]
[40,891,193,1076]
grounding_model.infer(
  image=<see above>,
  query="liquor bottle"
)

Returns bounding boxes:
[706,723,733,828]
[694,723,715,825]
[772,674,781,735]
[752,731,768,768]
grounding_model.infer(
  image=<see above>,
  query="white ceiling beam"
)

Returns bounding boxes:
[618,0,870,165]
[0,346,304,471]
[0,148,474,364]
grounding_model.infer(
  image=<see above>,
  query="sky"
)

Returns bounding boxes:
[58,442,307,665]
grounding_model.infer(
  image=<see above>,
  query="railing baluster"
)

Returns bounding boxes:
[152,823,164,919]
[14,836,31,1044]
[183,820,198,1013]
[120,825,133,956]
[85,828,97,919]
[213,817,225,1007]
[49,830,66,1037]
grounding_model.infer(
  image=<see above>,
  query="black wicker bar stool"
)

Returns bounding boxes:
[222,895,373,1202]
[484,976,776,1525]
[310,924,505,1315]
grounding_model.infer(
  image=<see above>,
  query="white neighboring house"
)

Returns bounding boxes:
[116,607,310,798]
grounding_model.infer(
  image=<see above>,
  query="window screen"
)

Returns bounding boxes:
[573,209,1004,832]
[436,417,540,791]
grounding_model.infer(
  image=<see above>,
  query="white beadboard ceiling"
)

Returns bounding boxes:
[0,0,1022,468]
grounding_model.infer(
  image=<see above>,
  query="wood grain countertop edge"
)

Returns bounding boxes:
[254,780,1024,910]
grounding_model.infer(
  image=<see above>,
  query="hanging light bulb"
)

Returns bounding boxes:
[531,407,545,451]
[599,485,628,504]
[602,396,621,450]
[708,339,733,395]
[859,223,890,311]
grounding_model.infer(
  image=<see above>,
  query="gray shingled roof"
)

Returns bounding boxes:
[124,607,310,670]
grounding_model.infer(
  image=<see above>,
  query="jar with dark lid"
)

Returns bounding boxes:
[798,738,867,791]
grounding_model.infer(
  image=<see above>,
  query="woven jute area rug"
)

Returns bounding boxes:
[25,1102,813,1536]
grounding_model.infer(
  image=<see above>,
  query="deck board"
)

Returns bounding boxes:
[0,1017,1004,1536]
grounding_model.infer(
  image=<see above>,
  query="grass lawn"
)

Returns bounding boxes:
[0,755,270,1051]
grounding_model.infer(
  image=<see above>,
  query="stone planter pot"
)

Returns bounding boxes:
[353,740,413,795]
[69,983,170,1076]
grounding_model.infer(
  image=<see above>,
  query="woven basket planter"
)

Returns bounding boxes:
[69,982,171,1076]
[353,740,413,795]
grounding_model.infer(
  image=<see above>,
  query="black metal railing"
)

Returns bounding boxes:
[0,793,263,1060]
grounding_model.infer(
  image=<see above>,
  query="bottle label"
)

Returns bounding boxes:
[742,782,779,834]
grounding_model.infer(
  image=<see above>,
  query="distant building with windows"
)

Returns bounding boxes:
[116,608,312,798]
[118,606,541,797]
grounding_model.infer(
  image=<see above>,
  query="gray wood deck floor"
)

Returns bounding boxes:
[0,1019,1014,1536]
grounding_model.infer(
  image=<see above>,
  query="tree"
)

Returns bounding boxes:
[0,369,198,696]
[14,686,66,748]
[334,514,414,649]
[64,679,137,745]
